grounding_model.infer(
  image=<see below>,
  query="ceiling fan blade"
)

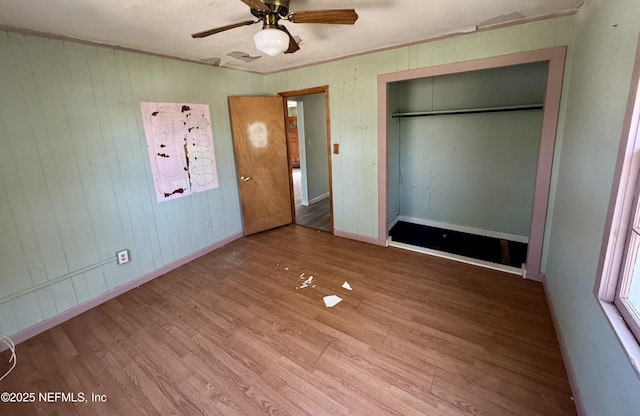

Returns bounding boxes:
[191,20,258,38]
[288,9,358,25]
[240,0,269,12]
[278,25,300,54]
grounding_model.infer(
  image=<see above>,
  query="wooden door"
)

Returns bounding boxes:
[287,116,300,168]
[229,96,292,235]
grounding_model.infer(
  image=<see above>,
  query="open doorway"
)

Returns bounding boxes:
[281,87,333,233]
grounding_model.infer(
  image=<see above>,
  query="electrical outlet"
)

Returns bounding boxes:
[205,218,212,228]
[116,249,130,265]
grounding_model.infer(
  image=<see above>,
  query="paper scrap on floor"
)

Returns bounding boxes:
[298,276,313,289]
[342,281,352,291]
[323,295,342,308]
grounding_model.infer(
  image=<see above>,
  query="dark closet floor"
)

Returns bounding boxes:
[389,221,527,268]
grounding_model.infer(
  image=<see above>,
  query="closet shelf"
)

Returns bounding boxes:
[391,103,544,118]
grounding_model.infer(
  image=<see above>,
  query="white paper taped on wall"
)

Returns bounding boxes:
[140,102,219,202]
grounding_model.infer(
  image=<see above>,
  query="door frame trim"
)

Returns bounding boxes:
[378,46,567,281]
[279,86,334,233]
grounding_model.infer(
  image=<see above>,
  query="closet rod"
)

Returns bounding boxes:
[392,103,544,118]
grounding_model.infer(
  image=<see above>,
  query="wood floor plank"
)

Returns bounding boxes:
[431,367,519,416]
[316,345,444,416]
[0,225,576,416]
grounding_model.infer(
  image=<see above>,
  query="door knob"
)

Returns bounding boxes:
[240,176,252,182]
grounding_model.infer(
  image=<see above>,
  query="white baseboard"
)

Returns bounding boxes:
[334,230,388,247]
[0,232,243,352]
[397,216,529,243]
[389,240,523,276]
[303,192,329,207]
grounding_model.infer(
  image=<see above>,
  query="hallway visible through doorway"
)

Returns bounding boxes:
[292,168,330,232]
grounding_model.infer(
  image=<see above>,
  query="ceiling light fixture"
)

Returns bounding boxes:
[253,28,289,56]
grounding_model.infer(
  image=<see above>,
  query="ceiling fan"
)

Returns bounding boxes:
[191,0,358,57]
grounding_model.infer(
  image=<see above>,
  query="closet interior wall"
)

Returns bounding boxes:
[387,62,549,241]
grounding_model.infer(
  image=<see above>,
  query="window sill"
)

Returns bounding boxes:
[599,300,640,378]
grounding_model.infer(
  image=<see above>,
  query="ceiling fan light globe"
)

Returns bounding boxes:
[254,28,289,56]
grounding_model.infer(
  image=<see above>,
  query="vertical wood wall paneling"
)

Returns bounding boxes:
[87,47,133,270]
[59,41,104,271]
[0,302,17,336]
[0,15,579,338]
[17,36,69,284]
[359,53,380,238]
[150,58,187,262]
[0,39,31,299]
[184,63,212,250]
[0,34,48,333]
[204,66,233,240]
[174,57,205,257]
[206,68,229,238]
[263,15,577,242]
[0,32,264,337]
[49,279,77,314]
[27,37,83,279]
[34,287,57,321]
[82,268,108,300]
[0,175,29,294]
[70,274,90,305]
[128,52,177,267]
[10,292,41,332]
[116,50,164,272]
[93,47,148,277]
[86,47,138,292]
[0,34,58,290]
[69,43,120,266]
[328,59,356,234]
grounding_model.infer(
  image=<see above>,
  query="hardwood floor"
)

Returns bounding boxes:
[0,226,576,416]
[295,198,331,232]
[292,168,331,232]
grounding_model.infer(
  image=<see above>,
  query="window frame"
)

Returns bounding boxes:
[596,39,640,376]
[613,186,640,342]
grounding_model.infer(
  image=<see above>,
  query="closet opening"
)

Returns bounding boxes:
[378,47,567,280]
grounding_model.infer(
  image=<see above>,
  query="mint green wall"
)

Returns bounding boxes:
[397,111,542,236]
[297,93,329,202]
[267,12,640,413]
[265,16,576,238]
[0,33,265,336]
[388,63,547,237]
[387,89,402,225]
[544,0,640,414]
[5,10,640,414]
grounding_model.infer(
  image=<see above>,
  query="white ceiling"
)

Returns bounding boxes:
[0,0,584,74]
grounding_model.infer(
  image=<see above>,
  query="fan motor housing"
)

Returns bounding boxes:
[252,0,290,17]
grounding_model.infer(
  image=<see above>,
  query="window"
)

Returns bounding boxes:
[615,181,640,342]
[596,61,640,371]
